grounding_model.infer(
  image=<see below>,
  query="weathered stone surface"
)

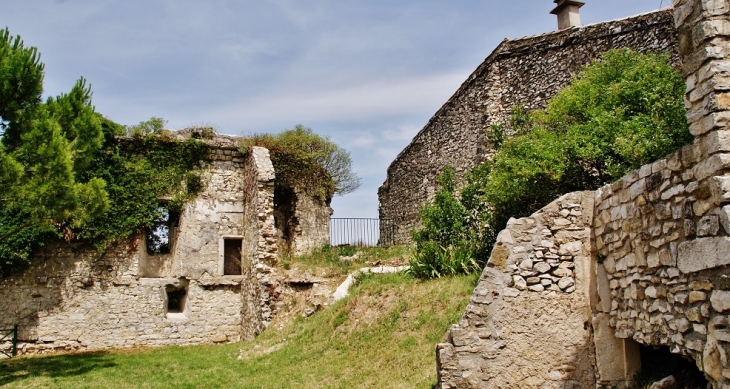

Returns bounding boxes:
[437,192,595,388]
[711,290,730,312]
[677,237,730,273]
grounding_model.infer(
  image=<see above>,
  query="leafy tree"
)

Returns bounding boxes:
[411,49,692,279]
[0,28,108,245]
[240,124,361,201]
[0,29,208,277]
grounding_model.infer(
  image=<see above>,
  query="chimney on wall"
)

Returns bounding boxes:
[550,0,585,30]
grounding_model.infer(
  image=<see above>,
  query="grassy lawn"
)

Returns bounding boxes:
[0,271,476,388]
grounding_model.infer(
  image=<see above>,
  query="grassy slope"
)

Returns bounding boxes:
[0,271,476,388]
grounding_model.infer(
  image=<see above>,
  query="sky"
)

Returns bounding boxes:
[2,0,671,218]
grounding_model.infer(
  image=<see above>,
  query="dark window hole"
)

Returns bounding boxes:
[224,239,242,275]
[166,287,187,313]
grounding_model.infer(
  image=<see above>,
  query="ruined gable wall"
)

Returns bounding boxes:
[437,192,597,389]
[0,141,276,354]
[378,9,678,245]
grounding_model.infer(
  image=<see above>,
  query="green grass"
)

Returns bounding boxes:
[283,245,412,276]
[0,272,477,389]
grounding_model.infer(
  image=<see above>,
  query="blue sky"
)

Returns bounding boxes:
[3,0,669,218]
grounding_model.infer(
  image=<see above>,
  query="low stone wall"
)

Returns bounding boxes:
[379,9,679,245]
[437,192,596,388]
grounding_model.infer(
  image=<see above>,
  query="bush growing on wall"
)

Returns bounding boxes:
[240,125,361,202]
[410,48,692,279]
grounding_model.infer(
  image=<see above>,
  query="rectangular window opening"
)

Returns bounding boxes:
[224,239,243,275]
[147,205,179,255]
[166,286,187,314]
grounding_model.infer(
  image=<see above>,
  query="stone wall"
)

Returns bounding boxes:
[378,9,679,244]
[274,187,332,257]
[437,1,730,387]
[0,141,277,354]
[591,0,730,386]
[437,192,597,388]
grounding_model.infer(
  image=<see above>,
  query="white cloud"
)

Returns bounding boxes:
[206,70,467,131]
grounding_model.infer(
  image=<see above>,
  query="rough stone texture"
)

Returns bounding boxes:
[436,192,596,388]
[379,9,680,244]
[0,141,280,354]
[274,187,332,256]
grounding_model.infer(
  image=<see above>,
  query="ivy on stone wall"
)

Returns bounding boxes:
[0,116,209,277]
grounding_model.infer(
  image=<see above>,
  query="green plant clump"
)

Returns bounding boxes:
[410,48,692,279]
[409,167,490,279]
[240,124,361,202]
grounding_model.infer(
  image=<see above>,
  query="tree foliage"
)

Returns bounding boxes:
[408,168,487,278]
[240,124,361,201]
[411,49,692,279]
[0,29,208,277]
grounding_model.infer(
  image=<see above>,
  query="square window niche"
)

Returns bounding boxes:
[164,279,189,321]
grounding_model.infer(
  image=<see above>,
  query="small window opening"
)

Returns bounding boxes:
[166,285,187,313]
[224,239,243,275]
[147,205,178,255]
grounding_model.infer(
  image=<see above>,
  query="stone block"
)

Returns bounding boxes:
[694,153,730,181]
[711,290,730,312]
[697,215,721,236]
[593,314,637,382]
[678,237,730,273]
[710,175,730,205]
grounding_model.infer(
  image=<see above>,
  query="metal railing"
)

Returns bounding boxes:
[0,325,17,358]
[330,218,395,247]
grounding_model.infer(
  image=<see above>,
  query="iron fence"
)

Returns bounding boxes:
[0,325,17,358]
[330,218,395,247]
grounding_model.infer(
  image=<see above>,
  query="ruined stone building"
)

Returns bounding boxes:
[378,6,680,244]
[0,132,330,353]
[435,0,730,387]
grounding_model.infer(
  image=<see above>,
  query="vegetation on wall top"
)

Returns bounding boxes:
[240,124,361,202]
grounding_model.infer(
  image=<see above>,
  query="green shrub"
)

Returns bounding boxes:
[411,49,691,279]
[484,48,691,228]
[409,168,489,279]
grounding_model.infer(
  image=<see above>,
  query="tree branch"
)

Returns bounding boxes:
[0,221,37,243]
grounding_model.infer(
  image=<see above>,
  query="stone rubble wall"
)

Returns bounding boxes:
[591,0,730,386]
[436,192,597,389]
[437,1,730,386]
[287,188,332,256]
[0,142,278,354]
[378,9,679,245]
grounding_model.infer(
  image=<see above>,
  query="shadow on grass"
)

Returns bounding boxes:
[0,351,117,386]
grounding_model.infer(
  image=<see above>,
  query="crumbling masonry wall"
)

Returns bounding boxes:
[0,140,277,354]
[436,192,597,388]
[378,9,679,244]
[437,1,730,387]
